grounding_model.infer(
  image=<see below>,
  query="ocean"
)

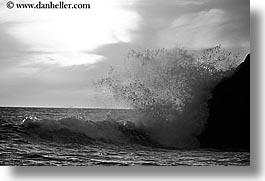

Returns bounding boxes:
[0,107,250,166]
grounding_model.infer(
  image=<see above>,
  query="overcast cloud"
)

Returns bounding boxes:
[0,0,249,107]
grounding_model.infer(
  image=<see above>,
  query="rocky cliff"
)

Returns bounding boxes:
[199,54,250,150]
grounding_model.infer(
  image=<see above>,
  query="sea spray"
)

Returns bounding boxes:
[95,45,242,148]
[19,46,242,148]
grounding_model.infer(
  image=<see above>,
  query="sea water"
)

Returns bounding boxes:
[0,107,250,166]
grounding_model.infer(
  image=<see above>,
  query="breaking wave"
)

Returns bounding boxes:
[19,46,243,149]
[19,115,161,147]
[94,45,243,148]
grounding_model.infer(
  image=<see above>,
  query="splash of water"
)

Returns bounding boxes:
[95,45,242,148]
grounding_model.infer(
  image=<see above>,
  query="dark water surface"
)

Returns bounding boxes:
[0,107,250,166]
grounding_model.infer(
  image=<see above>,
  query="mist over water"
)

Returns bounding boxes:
[96,45,243,148]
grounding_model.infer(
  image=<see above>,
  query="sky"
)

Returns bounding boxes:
[0,0,250,108]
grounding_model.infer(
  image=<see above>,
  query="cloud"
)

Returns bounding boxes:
[0,0,140,51]
[0,0,250,107]
[174,0,211,6]
[155,1,249,51]
[130,0,249,51]
[31,52,105,67]
[171,9,226,28]
[0,0,140,66]
[158,9,228,49]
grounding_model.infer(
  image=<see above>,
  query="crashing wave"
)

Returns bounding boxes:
[19,46,244,149]
[94,45,243,148]
[19,115,161,147]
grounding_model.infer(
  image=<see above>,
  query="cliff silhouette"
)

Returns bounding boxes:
[199,54,250,150]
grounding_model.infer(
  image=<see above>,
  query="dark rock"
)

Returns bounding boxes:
[198,54,250,150]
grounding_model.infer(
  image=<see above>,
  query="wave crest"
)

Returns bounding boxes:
[20,115,160,147]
